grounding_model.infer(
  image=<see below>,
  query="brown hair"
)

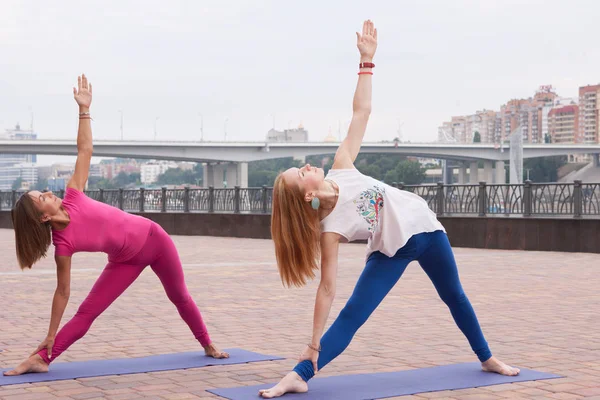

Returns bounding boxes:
[270,173,321,287]
[11,192,52,269]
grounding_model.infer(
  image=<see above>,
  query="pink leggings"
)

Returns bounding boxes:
[38,223,211,364]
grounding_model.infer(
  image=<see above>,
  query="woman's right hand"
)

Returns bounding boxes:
[30,335,55,358]
[73,74,92,110]
[298,344,320,374]
[356,20,378,62]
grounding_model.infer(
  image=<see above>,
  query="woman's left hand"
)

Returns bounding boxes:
[73,74,92,110]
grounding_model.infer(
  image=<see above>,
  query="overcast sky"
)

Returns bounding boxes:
[1,0,599,165]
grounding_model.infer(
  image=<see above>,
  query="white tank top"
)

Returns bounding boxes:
[321,168,445,260]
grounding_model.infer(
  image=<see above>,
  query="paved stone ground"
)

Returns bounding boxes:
[0,228,599,400]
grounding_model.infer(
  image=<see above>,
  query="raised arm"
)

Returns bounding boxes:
[333,20,378,170]
[298,232,340,372]
[67,74,93,191]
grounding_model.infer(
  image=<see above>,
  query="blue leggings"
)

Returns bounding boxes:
[294,230,492,382]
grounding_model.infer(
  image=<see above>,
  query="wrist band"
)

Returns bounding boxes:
[359,62,375,68]
[308,343,321,352]
[358,72,373,75]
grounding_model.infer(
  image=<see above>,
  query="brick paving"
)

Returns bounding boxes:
[0,228,599,399]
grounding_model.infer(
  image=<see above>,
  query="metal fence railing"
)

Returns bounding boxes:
[1,180,596,218]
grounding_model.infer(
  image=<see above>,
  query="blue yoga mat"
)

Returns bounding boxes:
[0,348,283,386]
[208,362,562,400]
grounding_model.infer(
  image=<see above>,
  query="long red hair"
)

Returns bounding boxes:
[271,173,321,287]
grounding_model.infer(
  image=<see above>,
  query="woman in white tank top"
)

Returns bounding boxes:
[261,20,519,399]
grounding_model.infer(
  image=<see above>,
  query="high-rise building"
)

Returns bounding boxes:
[438,112,496,144]
[140,161,178,185]
[499,87,557,144]
[89,164,103,178]
[548,105,579,144]
[0,124,38,189]
[439,86,559,145]
[579,84,600,143]
[466,110,497,143]
[437,121,455,143]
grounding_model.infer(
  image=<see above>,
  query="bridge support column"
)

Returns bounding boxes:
[203,162,248,188]
[484,161,493,183]
[458,163,468,184]
[203,163,226,188]
[469,161,479,183]
[441,160,453,184]
[593,154,600,167]
[495,161,505,184]
[214,164,227,187]
[203,163,215,187]
[236,162,248,187]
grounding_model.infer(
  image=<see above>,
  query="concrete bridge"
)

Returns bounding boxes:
[2,140,599,187]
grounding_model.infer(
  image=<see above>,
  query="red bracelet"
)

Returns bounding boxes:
[359,62,375,68]
[358,71,373,75]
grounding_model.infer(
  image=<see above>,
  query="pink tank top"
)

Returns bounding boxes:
[52,188,152,263]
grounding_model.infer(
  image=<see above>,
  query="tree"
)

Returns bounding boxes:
[473,131,481,143]
[92,178,116,189]
[248,170,279,187]
[384,160,426,185]
[113,171,140,187]
[357,164,382,180]
[245,154,432,187]
[12,177,23,190]
[156,168,201,186]
[544,133,552,144]
[523,156,567,182]
[247,157,304,187]
[34,178,48,191]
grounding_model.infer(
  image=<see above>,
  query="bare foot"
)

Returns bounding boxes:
[259,372,308,398]
[482,356,520,376]
[3,354,49,376]
[204,343,229,359]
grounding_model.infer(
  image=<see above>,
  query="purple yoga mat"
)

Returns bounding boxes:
[208,362,562,400]
[0,348,283,386]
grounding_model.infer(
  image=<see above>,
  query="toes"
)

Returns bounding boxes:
[504,366,519,376]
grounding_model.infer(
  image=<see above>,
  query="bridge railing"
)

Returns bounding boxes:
[1,180,598,218]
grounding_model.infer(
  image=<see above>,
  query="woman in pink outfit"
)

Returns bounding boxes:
[4,75,228,376]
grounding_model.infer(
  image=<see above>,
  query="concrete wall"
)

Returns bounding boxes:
[1,211,599,254]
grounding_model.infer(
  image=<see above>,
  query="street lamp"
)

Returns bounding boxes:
[118,110,124,140]
[224,117,228,141]
[199,113,204,142]
[154,117,159,140]
[269,113,275,130]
